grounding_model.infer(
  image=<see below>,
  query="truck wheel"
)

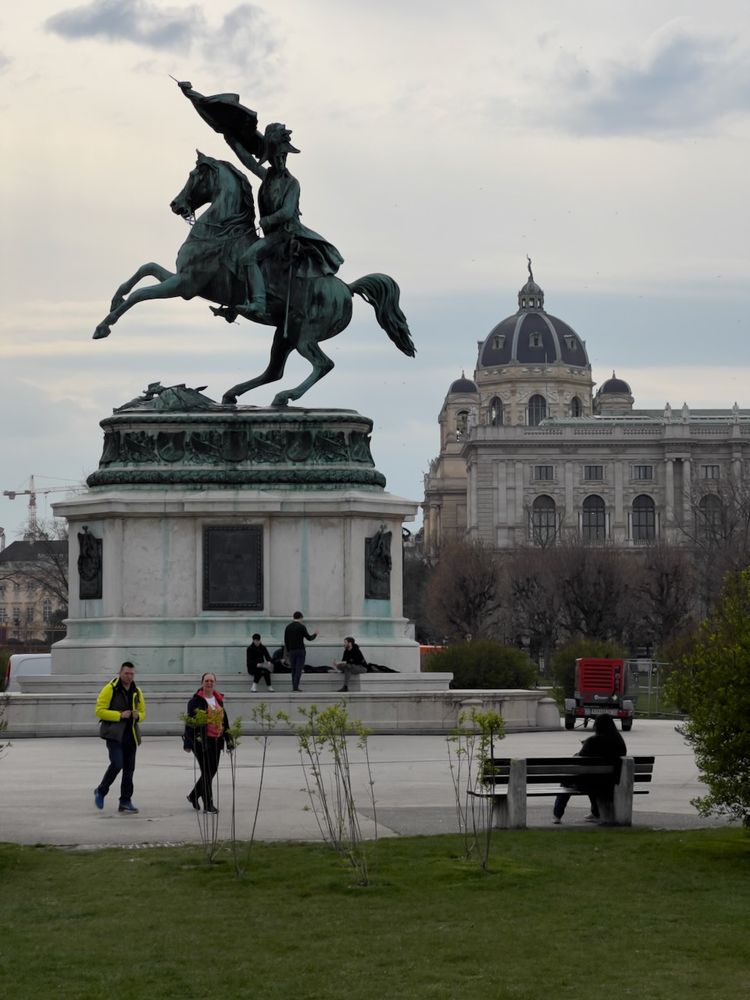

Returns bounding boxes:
[621,719,633,732]
[564,714,575,730]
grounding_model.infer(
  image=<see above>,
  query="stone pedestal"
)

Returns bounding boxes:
[53,395,419,676]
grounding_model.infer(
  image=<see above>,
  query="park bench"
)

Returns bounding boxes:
[469,755,655,828]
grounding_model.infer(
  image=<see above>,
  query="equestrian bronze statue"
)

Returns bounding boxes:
[93,81,415,406]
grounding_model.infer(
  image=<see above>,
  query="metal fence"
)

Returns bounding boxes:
[626,660,683,718]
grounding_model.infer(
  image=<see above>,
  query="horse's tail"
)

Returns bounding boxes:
[348,274,416,357]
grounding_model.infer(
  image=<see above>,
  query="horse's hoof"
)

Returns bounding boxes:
[272,394,290,407]
[93,325,111,340]
[222,393,238,406]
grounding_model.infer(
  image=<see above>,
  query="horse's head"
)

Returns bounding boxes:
[170,151,255,227]
[170,151,218,219]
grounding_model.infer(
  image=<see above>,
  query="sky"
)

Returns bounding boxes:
[1,0,749,540]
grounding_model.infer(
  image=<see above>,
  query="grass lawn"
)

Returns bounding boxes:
[1,828,748,1000]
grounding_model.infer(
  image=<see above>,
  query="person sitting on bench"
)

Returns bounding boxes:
[553,714,626,824]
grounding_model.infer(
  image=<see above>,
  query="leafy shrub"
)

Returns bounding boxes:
[666,569,750,826]
[424,641,536,689]
[549,638,627,700]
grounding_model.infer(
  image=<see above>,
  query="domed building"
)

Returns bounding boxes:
[423,263,750,551]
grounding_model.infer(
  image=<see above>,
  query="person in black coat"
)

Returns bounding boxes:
[183,672,234,813]
[553,714,627,824]
[284,611,318,692]
[246,633,274,692]
[332,636,368,692]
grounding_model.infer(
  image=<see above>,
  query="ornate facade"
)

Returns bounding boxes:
[0,539,67,643]
[423,266,749,551]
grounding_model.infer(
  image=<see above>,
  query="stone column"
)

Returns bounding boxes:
[564,461,574,530]
[515,461,525,539]
[665,459,674,537]
[614,461,625,541]
[682,458,692,526]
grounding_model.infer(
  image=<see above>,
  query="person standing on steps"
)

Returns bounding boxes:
[94,661,145,814]
[284,611,318,692]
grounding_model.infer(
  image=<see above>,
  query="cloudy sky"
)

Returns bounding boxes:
[1,0,749,540]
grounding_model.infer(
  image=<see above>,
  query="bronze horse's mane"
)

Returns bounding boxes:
[197,155,256,228]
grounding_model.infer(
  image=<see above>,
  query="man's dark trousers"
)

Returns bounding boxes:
[289,649,305,690]
[98,735,137,804]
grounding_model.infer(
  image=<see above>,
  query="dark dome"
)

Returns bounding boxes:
[599,374,631,395]
[519,278,543,297]
[448,375,478,394]
[478,266,589,369]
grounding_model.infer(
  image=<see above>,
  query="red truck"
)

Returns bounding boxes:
[563,657,637,731]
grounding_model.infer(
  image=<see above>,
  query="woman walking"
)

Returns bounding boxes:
[183,672,233,813]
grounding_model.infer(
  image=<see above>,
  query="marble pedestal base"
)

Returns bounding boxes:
[53,485,419,676]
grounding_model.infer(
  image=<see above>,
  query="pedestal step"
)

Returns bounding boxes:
[4,686,560,737]
[20,672,454,695]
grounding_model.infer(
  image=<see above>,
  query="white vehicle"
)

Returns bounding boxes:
[4,653,52,692]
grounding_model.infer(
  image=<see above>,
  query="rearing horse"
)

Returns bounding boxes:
[93,153,416,406]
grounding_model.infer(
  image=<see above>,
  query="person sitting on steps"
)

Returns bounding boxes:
[332,636,368,692]
[246,632,274,692]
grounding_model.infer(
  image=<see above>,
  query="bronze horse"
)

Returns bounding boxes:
[93,153,415,405]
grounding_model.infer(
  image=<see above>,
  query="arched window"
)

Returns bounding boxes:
[571,396,582,417]
[582,495,606,541]
[489,397,503,427]
[456,410,469,440]
[697,494,723,541]
[532,495,557,546]
[632,494,655,541]
[528,394,547,426]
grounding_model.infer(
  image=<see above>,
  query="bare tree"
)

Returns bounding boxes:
[402,541,435,643]
[507,546,563,666]
[424,539,507,642]
[508,539,636,663]
[632,542,696,653]
[553,541,635,644]
[681,478,750,613]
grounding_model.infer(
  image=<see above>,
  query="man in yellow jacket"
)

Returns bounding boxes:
[94,662,146,813]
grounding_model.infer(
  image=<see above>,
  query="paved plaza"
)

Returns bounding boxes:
[0,719,732,847]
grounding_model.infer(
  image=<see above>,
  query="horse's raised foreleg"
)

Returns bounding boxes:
[93,270,193,340]
[110,262,175,310]
[222,326,294,404]
[271,331,334,407]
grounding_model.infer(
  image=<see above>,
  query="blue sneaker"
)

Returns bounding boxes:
[94,788,104,810]
[118,801,139,813]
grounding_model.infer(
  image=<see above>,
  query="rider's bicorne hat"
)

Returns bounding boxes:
[261,122,300,162]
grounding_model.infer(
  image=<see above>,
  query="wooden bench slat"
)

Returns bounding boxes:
[481,756,654,788]
[483,756,655,766]
[470,788,651,799]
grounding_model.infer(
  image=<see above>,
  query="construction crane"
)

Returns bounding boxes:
[2,476,83,537]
